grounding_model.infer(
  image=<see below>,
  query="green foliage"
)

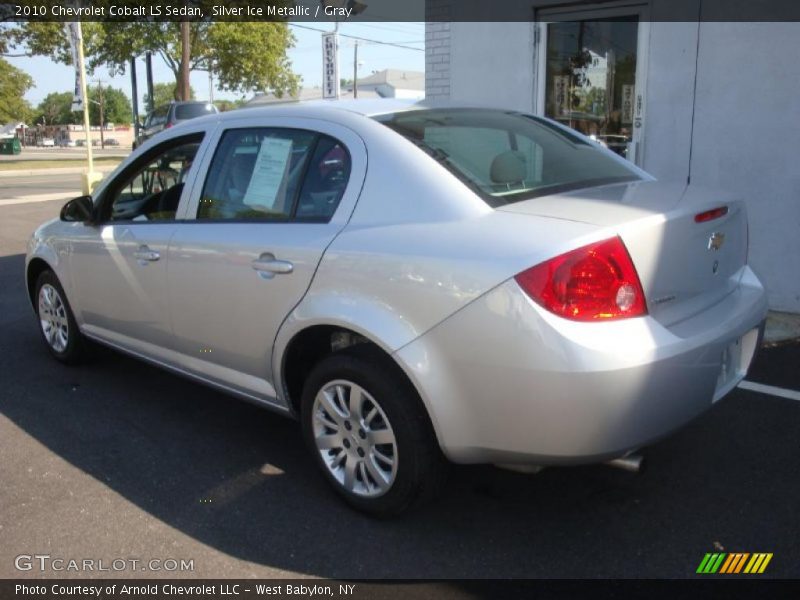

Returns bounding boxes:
[144,82,196,110]
[34,91,75,126]
[0,58,34,123]
[88,85,132,125]
[215,98,247,112]
[5,19,300,98]
[32,86,132,126]
[204,22,299,97]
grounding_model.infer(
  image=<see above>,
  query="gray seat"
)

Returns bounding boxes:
[490,150,527,185]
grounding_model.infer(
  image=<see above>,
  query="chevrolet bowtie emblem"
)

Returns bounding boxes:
[708,232,726,251]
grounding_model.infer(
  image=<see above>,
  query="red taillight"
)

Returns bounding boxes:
[694,206,728,223]
[515,236,647,321]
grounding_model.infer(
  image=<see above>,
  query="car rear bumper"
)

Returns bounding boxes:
[395,266,768,465]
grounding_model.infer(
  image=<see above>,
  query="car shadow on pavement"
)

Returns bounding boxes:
[2,252,799,579]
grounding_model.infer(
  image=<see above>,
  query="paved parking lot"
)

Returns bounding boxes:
[1,197,798,579]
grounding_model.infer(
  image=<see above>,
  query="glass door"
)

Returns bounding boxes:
[535,8,649,164]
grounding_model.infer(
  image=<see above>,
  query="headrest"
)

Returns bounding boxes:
[490,150,526,185]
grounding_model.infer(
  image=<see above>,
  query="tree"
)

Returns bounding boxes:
[215,98,247,112]
[5,20,300,100]
[34,91,75,126]
[143,82,196,110]
[87,85,132,125]
[0,58,33,123]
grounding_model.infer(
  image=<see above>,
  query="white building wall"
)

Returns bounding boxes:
[450,22,535,111]
[639,22,698,184]
[688,22,800,311]
[429,18,800,312]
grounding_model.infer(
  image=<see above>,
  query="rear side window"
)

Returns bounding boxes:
[198,128,351,222]
[375,109,641,206]
[174,103,217,120]
[150,106,169,126]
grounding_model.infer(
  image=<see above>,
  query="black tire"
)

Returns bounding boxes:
[301,346,448,516]
[34,270,87,365]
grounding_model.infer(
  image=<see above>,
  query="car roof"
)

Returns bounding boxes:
[191,99,530,129]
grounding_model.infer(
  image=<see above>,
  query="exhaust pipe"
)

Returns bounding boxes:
[604,453,645,474]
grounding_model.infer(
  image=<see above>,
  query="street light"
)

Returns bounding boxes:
[90,80,106,149]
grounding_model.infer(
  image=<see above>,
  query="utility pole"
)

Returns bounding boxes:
[130,57,140,144]
[180,21,191,101]
[146,52,155,111]
[353,40,358,99]
[71,22,98,194]
[93,79,106,149]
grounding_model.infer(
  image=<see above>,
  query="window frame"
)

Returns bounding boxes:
[194,126,353,225]
[94,132,206,225]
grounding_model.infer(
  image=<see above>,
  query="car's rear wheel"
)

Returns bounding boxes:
[35,270,86,364]
[301,348,447,516]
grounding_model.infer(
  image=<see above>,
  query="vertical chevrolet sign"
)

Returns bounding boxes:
[322,32,340,99]
[64,23,83,111]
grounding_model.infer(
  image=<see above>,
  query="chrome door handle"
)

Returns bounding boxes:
[133,247,160,262]
[251,254,293,279]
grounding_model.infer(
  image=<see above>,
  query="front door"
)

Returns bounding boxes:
[535,7,649,164]
[69,134,206,353]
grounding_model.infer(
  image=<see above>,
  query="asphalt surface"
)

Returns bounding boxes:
[0,173,84,200]
[1,198,798,579]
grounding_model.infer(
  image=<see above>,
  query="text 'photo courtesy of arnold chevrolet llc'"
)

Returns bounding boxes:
[2,0,800,592]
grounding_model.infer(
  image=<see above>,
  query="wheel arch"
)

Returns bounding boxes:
[276,322,445,452]
[26,257,54,309]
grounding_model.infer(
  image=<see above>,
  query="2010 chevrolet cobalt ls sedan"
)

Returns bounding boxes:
[26,101,767,515]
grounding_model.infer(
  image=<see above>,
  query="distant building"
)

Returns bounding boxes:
[0,122,26,139]
[348,69,425,99]
[247,86,380,107]
[246,69,425,107]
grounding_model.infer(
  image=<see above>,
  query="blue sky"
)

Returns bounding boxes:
[6,22,424,113]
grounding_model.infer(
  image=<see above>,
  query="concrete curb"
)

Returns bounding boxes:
[0,166,119,178]
[765,311,800,345]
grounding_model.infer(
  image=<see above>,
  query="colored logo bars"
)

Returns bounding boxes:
[696,552,773,574]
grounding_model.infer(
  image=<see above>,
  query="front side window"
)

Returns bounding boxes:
[105,136,202,221]
[376,108,641,206]
[198,128,351,222]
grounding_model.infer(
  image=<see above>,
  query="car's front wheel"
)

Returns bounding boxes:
[301,348,447,516]
[35,270,87,364]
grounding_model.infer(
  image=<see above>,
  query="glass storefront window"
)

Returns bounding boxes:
[544,17,638,159]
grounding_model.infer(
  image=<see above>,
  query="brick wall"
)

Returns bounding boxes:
[425,22,451,99]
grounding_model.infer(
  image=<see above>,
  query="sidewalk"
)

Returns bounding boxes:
[765,311,800,345]
[0,166,115,178]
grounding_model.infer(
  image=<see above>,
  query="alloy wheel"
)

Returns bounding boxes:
[312,379,398,497]
[38,283,69,353]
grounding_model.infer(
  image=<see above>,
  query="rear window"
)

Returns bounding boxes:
[375,109,641,206]
[174,103,217,120]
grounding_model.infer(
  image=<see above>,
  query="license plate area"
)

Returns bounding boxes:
[713,327,760,403]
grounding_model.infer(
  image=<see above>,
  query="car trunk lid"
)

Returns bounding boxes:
[497,181,748,327]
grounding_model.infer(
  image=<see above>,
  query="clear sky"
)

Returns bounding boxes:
[6,22,425,117]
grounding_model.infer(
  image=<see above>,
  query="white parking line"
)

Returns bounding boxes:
[738,380,800,402]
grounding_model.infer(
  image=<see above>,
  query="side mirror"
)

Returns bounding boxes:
[60,195,94,223]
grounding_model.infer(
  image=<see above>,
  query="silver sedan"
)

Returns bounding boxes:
[25,101,767,515]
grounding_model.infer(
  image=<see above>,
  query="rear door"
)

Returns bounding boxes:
[165,117,367,405]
